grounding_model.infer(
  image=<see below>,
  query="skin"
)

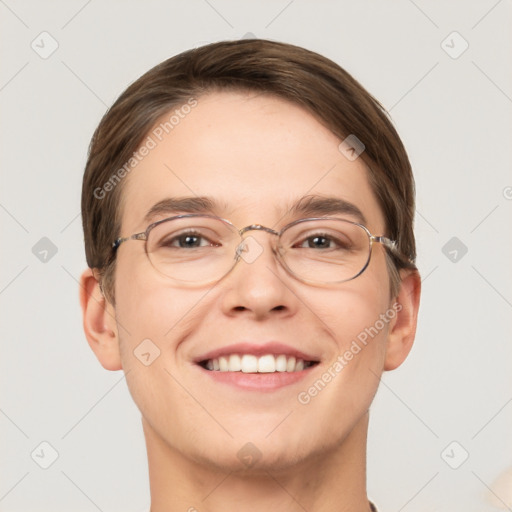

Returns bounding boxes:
[80,91,421,512]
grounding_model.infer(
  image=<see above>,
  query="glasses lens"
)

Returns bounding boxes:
[279,219,371,283]
[145,216,371,285]
[146,216,239,283]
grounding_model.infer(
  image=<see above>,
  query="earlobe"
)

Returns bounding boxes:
[79,268,122,371]
[384,269,421,371]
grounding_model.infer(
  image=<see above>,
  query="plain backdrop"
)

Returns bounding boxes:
[1,1,511,511]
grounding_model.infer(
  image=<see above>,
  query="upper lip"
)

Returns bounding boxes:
[194,342,320,364]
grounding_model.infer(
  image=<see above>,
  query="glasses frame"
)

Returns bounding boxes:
[112,213,403,286]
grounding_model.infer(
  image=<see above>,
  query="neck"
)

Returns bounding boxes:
[143,412,372,512]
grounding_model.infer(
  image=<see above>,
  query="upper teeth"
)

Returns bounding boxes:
[205,354,311,373]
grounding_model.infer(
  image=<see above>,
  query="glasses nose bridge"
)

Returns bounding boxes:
[239,224,280,239]
[235,224,282,264]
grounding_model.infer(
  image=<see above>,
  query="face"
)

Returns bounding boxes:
[111,91,398,472]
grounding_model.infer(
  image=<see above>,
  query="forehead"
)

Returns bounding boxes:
[120,91,385,233]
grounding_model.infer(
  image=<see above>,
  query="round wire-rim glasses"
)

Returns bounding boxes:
[112,214,405,287]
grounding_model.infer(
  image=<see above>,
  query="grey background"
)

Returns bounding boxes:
[1,1,511,511]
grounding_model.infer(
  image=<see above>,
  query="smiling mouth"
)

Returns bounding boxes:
[199,354,319,373]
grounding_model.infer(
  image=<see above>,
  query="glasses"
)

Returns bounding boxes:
[112,214,401,286]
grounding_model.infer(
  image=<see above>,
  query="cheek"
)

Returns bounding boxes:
[112,252,203,367]
[306,267,392,402]
[319,261,392,352]
[112,263,205,435]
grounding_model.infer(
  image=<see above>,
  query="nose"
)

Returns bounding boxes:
[219,229,297,319]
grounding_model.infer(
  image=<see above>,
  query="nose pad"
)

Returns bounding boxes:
[235,235,265,264]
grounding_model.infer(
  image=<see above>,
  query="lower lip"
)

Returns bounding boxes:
[197,365,317,391]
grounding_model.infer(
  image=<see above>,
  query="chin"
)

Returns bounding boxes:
[183,431,326,475]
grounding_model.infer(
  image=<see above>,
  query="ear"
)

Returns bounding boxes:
[79,268,122,371]
[384,269,421,371]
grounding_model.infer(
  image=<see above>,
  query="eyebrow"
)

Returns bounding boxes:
[144,196,226,223]
[144,194,367,226]
[288,195,367,225]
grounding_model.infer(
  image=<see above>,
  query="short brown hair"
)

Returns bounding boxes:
[82,39,417,303]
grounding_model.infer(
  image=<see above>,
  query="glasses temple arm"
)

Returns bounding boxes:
[373,236,416,267]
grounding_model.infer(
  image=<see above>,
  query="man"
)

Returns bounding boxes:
[80,39,421,511]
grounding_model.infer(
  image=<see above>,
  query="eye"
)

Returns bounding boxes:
[161,230,219,249]
[294,232,352,250]
[299,234,333,249]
